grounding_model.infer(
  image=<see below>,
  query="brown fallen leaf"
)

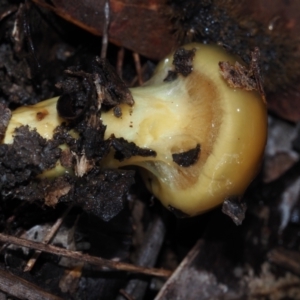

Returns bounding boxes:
[32,0,176,60]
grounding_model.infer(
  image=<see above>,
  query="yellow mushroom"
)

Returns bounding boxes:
[3,43,267,216]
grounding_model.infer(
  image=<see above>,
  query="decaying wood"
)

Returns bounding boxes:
[0,233,172,278]
[0,268,63,300]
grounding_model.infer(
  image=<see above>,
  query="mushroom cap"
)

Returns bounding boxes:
[102,44,267,216]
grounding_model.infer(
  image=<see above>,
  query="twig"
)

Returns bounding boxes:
[0,233,172,278]
[24,205,73,272]
[0,5,18,21]
[155,240,203,299]
[132,52,143,86]
[119,289,135,300]
[154,239,239,300]
[130,63,148,87]
[0,268,63,300]
[101,0,110,59]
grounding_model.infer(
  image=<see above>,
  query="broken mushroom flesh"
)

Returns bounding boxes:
[3,43,267,217]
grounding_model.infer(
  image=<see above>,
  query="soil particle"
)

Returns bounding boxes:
[111,137,157,161]
[172,144,200,167]
[70,168,135,222]
[113,105,122,118]
[222,196,247,225]
[0,125,61,190]
[172,47,196,77]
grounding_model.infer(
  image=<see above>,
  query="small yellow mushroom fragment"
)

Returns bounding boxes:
[3,43,267,217]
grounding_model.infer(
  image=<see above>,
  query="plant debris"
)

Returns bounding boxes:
[1,1,300,299]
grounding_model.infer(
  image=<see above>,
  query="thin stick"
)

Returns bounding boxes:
[119,289,135,300]
[101,0,110,59]
[117,47,125,79]
[0,233,172,278]
[155,240,203,299]
[0,6,17,21]
[24,205,73,272]
[132,52,143,85]
[130,63,148,87]
[0,268,63,300]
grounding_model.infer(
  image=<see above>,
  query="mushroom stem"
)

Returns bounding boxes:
[2,43,267,216]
